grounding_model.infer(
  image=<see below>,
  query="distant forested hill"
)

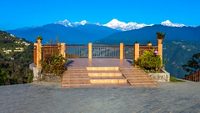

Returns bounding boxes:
[164,41,200,78]
[0,30,33,85]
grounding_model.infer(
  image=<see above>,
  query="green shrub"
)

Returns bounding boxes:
[135,50,161,72]
[0,69,8,85]
[41,55,67,76]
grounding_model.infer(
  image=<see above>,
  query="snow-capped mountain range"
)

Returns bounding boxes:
[55,19,186,31]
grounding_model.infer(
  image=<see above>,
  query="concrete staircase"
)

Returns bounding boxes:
[120,67,158,87]
[87,67,127,85]
[62,68,91,88]
[62,66,157,88]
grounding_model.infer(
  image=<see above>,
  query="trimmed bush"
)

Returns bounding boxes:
[136,50,161,72]
[41,55,67,76]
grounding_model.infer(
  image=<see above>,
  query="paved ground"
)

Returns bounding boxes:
[67,58,132,68]
[0,82,200,113]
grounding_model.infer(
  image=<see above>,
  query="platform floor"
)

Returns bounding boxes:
[67,58,132,68]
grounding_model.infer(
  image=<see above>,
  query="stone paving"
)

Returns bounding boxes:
[67,58,132,68]
[0,82,200,113]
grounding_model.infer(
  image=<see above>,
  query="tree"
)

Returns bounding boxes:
[182,53,200,75]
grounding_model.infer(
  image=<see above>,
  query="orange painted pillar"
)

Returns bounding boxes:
[88,43,92,59]
[158,39,163,65]
[120,43,124,60]
[34,39,42,68]
[134,43,139,61]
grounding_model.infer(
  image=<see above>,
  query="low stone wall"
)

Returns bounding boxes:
[149,69,170,82]
[32,67,42,81]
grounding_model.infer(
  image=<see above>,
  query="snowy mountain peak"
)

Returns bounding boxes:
[55,19,187,31]
[161,20,185,27]
[56,19,88,27]
[56,19,73,27]
[74,20,88,25]
[103,19,153,31]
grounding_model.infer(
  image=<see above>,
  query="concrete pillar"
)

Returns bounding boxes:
[60,43,66,58]
[120,43,124,60]
[88,43,92,59]
[33,43,37,66]
[134,43,139,61]
[158,39,163,65]
[35,39,42,68]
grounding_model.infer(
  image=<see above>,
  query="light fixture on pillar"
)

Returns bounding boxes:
[147,41,152,47]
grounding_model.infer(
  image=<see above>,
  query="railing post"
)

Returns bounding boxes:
[120,43,124,60]
[88,43,92,59]
[134,42,139,61]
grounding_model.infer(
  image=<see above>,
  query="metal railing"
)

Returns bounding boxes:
[92,44,120,58]
[66,44,139,59]
[66,44,88,58]
[124,45,134,59]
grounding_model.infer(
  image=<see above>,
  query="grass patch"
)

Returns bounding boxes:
[170,76,185,82]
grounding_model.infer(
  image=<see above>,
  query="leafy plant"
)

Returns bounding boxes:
[37,36,43,41]
[41,55,67,76]
[135,50,162,72]
[156,32,165,39]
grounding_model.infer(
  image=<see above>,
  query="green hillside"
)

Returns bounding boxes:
[0,31,33,85]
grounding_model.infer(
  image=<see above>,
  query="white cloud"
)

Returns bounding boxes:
[161,20,185,27]
[103,19,153,31]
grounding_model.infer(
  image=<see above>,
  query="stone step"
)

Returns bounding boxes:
[90,79,127,84]
[62,84,91,88]
[62,77,90,80]
[88,73,122,78]
[63,73,88,76]
[129,82,157,85]
[63,76,89,79]
[131,84,158,88]
[126,77,154,80]
[62,80,90,84]
[66,70,120,74]
[90,76,124,79]
[123,75,149,78]
[121,71,146,74]
[86,67,119,71]
[128,80,155,83]
[68,67,86,70]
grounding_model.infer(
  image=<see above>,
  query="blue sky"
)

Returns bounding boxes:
[0,0,200,30]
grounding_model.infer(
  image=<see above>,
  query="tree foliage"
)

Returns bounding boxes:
[41,55,67,76]
[156,32,165,39]
[135,50,162,72]
[0,31,33,85]
[182,53,200,75]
